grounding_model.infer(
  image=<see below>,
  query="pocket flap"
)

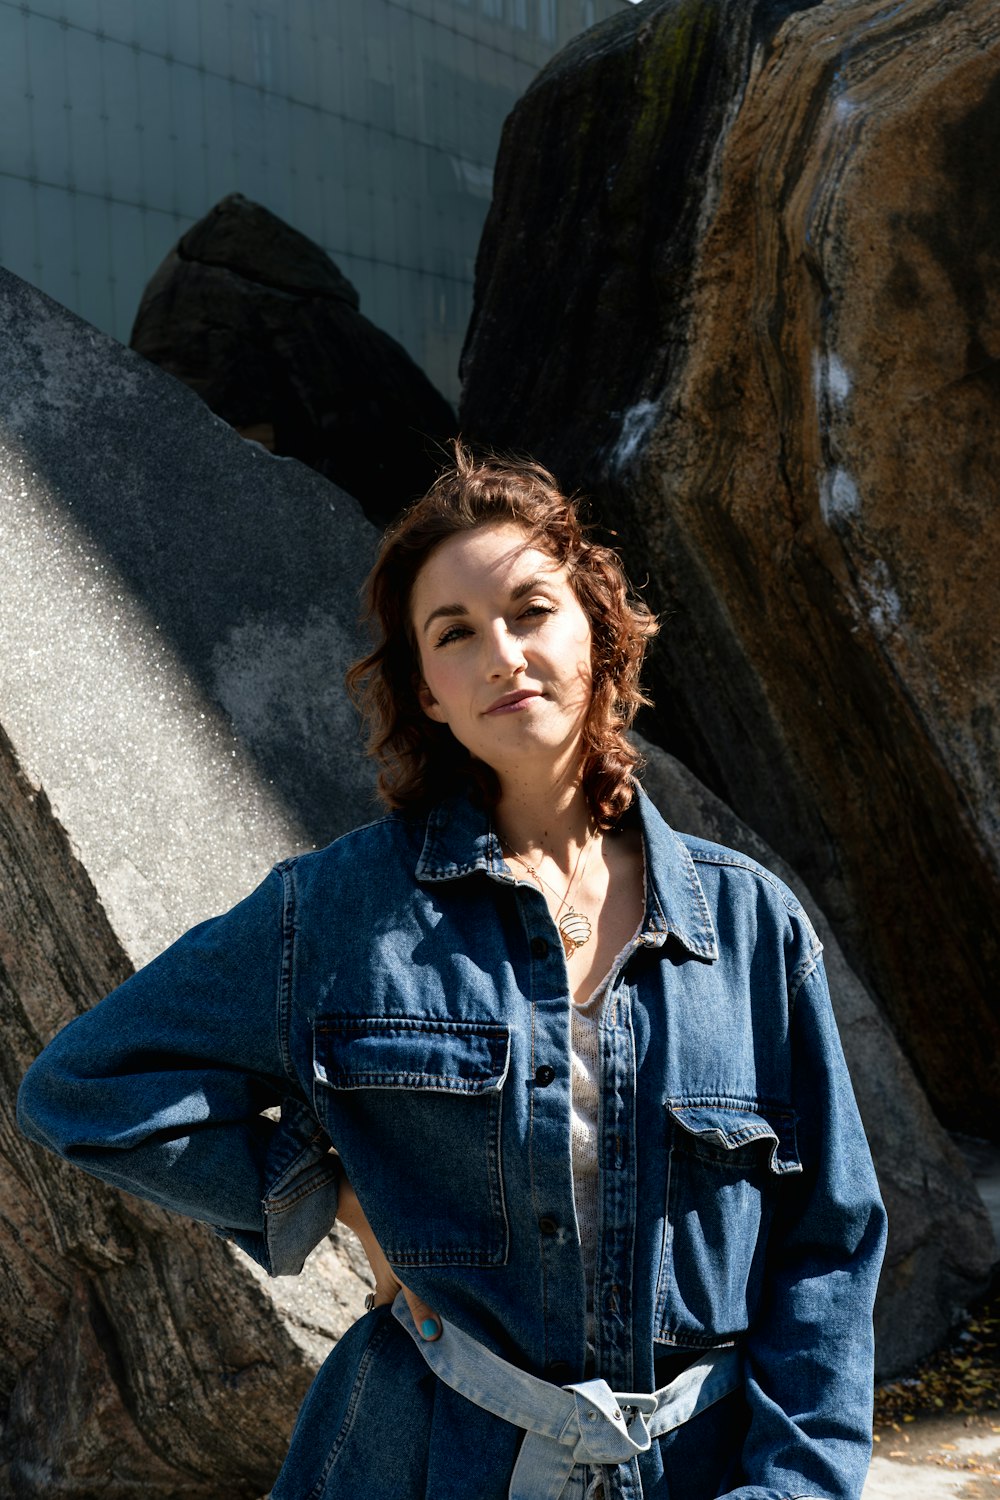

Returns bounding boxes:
[666,1101,802,1176]
[314,1016,511,1094]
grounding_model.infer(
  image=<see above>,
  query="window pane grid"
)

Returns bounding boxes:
[0,0,630,400]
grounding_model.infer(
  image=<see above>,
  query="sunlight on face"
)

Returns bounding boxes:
[410,523,593,782]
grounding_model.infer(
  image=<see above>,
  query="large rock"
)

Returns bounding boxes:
[131,194,456,527]
[0,724,369,1497]
[460,0,1000,1135]
[0,267,378,1495]
[634,734,995,1379]
[0,256,990,1493]
[1,267,381,961]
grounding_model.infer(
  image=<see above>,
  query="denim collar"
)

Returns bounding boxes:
[414,783,718,962]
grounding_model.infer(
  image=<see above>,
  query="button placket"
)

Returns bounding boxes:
[519,883,588,1371]
[594,984,638,1389]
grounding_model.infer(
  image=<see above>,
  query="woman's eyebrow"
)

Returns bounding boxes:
[421,602,467,634]
[509,574,555,601]
[420,575,558,635]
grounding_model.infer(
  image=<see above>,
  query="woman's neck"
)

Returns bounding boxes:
[493,775,594,877]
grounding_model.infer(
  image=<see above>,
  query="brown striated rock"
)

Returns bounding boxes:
[461,0,1000,1134]
[131,193,456,527]
[634,733,996,1378]
[0,724,368,1497]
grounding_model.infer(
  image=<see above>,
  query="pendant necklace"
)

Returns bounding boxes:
[498,826,598,958]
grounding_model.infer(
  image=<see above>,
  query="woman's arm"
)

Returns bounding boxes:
[17,866,340,1276]
[728,953,888,1500]
[336,1174,441,1339]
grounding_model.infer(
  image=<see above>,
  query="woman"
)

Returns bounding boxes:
[18,444,886,1500]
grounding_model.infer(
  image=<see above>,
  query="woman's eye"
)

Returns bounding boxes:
[520,604,555,621]
[434,623,471,647]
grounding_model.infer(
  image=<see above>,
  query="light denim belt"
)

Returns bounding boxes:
[392,1295,741,1500]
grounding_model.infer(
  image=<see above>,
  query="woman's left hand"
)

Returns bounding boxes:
[336,1171,442,1341]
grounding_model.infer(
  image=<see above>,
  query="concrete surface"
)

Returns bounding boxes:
[866,1413,1000,1497]
[864,1143,1000,1496]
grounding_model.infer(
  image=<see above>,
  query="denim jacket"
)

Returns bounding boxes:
[18,786,886,1500]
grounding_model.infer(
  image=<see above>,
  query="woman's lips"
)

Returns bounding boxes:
[484,690,542,715]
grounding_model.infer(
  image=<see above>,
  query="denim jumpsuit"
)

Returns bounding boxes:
[17,786,887,1500]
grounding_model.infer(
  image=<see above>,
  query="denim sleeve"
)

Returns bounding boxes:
[726,951,888,1500]
[16,866,339,1277]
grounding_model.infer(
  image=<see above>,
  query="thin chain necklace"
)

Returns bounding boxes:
[497,826,598,957]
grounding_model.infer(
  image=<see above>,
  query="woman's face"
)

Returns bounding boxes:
[410,522,593,782]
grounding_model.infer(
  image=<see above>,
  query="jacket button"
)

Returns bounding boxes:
[538,1216,558,1235]
[534,1064,555,1087]
[530,936,548,960]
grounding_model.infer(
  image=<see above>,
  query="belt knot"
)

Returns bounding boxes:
[569,1380,657,1466]
[390,1295,740,1500]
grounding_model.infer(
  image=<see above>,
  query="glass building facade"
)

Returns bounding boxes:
[0,0,633,400]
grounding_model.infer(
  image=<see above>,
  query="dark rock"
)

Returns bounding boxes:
[131,193,456,526]
[460,0,1000,1135]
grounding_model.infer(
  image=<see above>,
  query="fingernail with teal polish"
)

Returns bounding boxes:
[421,1318,439,1340]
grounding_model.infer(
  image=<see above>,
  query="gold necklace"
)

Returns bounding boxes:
[498,827,598,957]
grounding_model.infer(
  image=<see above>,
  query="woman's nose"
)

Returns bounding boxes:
[486,624,527,678]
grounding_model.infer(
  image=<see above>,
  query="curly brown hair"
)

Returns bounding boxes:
[346,442,658,827]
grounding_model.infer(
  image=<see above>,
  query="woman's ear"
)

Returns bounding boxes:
[417,681,446,723]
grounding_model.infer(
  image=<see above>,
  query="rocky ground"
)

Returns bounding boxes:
[867,1409,1000,1498]
[868,1310,1000,1496]
[866,1143,1000,1497]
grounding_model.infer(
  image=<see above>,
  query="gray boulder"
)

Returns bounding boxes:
[0,266,378,1496]
[0,260,991,1492]
[0,266,381,964]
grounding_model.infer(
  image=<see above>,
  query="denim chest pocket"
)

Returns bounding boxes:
[312,1015,510,1268]
[654,1100,802,1348]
